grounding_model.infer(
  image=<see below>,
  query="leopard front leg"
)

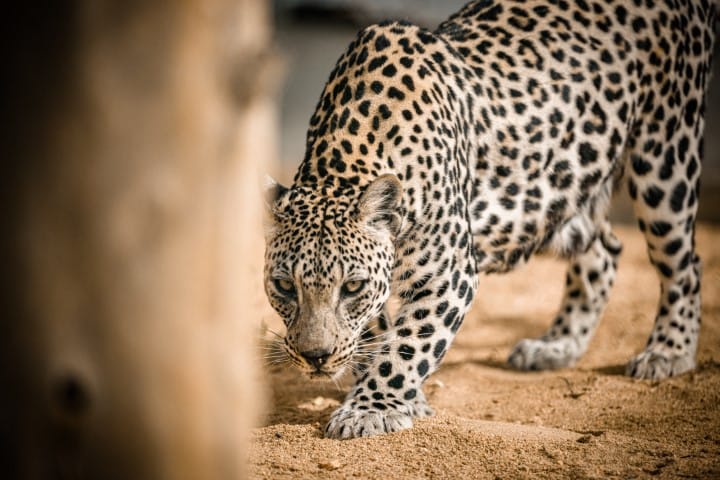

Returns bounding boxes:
[325,256,476,439]
[350,308,392,381]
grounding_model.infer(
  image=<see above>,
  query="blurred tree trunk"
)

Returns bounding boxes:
[1,1,275,478]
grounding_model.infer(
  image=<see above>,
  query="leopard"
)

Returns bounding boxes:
[264,0,716,439]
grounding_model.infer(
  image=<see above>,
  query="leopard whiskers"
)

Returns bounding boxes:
[328,372,345,391]
[259,334,293,367]
[263,326,286,340]
[357,330,392,343]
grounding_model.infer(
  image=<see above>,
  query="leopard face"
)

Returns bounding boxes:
[264,176,401,378]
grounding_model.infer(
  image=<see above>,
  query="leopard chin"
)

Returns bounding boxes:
[304,364,355,385]
[307,371,334,381]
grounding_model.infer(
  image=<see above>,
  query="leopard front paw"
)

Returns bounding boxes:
[627,349,695,380]
[508,338,579,371]
[407,389,435,418]
[324,392,434,439]
[324,405,413,439]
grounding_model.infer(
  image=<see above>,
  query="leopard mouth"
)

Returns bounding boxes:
[289,344,360,380]
[301,357,355,381]
[295,355,341,379]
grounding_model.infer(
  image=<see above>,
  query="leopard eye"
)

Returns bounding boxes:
[341,279,366,296]
[273,278,296,297]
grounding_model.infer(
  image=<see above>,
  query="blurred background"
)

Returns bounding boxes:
[272,0,720,222]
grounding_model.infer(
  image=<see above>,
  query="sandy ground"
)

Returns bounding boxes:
[250,225,720,479]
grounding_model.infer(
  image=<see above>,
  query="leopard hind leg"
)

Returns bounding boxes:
[509,182,622,371]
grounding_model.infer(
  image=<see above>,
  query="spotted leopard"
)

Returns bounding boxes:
[264,0,716,439]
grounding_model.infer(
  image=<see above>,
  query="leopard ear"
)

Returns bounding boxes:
[356,174,402,236]
[264,175,289,220]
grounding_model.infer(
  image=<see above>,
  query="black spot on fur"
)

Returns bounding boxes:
[375,34,391,51]
[379,361,392,377]
[398,344,416,361]
[669,181,687,213]
[643,186,665,208]
[433,339,447,359]
[579,142,598,165]
[650,221,673,237]
[417,359,429,377]
[387,374,404,389]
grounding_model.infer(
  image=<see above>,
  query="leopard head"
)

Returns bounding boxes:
[264,175,401,379]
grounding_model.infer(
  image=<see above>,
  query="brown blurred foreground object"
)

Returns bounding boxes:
[1,1,275,478]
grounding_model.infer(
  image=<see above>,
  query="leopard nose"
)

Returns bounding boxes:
[300,349,332,370]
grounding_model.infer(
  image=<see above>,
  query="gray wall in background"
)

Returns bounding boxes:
[274,0,720,222]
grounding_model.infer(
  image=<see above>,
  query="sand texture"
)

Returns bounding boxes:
[251,225,720,479]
